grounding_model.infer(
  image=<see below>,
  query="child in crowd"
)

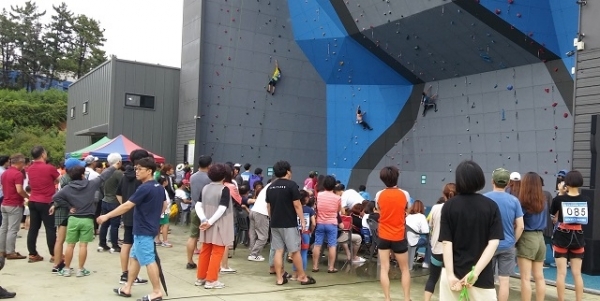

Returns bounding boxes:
[157,175,172,247]
[53,155,121,277]
[292,190,315,281]
[239,185,251,215]
[20,187,31,230]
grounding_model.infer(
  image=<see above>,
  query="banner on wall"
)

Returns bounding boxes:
[188,140,195,167]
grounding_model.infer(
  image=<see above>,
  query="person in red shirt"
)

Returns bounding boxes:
[375,166,411,301]
[25,146,59,263]
[0,154,29,261]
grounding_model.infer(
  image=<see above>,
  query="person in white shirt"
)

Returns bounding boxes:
[248,182,270,261]
[405,200,430,271]
[334,184,364,210]
[175,179,191,225]
[83,156,100,180]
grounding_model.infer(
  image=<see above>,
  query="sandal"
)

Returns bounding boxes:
[300,275,317,285]
[137,296,163,301]
[311,268,319,272]
[113,287,132,298]
[282,271,292,279]
[327,269,338,273]
[276,277,288,285]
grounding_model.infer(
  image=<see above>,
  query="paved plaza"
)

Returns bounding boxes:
[2,225,599,301]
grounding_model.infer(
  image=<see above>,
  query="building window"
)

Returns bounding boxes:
[125,93,155,109]
[70,106,75,119]
[82,101,89,114]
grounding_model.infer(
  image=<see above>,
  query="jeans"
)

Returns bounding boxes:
[293,233,310,272]
[0,205,23,254]
[27,201,55,256]
[99,202,121,248]
[408,236,428,270]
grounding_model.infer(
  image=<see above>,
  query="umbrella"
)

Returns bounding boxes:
[154,245,169,296]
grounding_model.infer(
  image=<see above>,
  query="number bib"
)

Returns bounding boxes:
[561,202,588,225]
[297,213,311,231]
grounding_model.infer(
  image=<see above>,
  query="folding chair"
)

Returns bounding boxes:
[337,215,353,269]
[366,219,380,260]
[406,225,429,270]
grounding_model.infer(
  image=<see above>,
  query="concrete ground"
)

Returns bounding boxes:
[2,224,599,301]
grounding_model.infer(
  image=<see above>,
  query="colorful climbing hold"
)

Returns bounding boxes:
[564,112,569,118]
[495,9,501,15]
[506,85,513,90]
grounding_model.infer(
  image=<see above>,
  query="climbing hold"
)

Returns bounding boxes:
[507,85,513,90]
[508,0,514,4]
[550,149,553,152]
[494,84,498,88]
[516,13,522,18]
[554,125,558,130]
[545,88,550,93]
[564,112,569,118]
[552,102,558,107]
[495,9,501,15]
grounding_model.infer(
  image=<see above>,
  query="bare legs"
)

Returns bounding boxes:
[121,258,162,299]
[53,226,66,267]
[379,249,411,301]
[311,245,336,271]
[186,237,198,265]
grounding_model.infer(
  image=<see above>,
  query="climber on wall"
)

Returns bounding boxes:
[356,105,373,131]
[421,85,438,117]
[266,60,281,95]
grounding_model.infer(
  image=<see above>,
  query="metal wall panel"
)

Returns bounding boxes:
[109,60,180,163]
[573,46,600,187]
[66,60,113,152]
[176,0,203,163]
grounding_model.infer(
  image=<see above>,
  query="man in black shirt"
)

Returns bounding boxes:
[439,160,504,300]
[266,161,315,286]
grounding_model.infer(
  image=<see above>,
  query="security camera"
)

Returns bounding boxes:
[576,0,587,5]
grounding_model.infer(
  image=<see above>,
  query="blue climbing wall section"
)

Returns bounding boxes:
[477,0,578,74]
[289,0,413,184]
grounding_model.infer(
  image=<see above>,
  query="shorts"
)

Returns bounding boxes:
[268,78,278,86]
[552,228,585,259]
[189,209,200,238]
[516,231,546,262]
[314,223,338,247]
[271,227,301,253]
[377,237,408,253]
[130,235,156,266]
[492,247,516,277]
[65,216,95,244]
[123,225,134,244]
[160,215,169,225]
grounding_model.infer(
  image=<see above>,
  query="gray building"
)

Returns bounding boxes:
[66,57,180,163]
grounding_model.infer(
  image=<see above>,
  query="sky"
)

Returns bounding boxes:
[1,0,184,67]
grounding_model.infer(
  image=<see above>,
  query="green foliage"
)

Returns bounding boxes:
[0,1,107,90]
[0,88,67,163]
[0,127,65,164]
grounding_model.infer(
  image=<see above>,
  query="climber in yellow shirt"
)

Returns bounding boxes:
[267,60,281,95]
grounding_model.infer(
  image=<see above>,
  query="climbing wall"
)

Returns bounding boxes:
[365,63,574,203]
[185,0,327,177]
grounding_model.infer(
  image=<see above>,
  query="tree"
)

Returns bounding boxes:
[70,15,106,78]
[43,2,73,87]
[10,1,46,91]
[0,9,18,89]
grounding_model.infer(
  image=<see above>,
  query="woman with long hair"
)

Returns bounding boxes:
[423,183,456,301]
[551,171,587,301]
[516,172,548,301]
[220,163,242,274]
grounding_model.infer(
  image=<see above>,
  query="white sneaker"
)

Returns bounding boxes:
[220,267,237,274]
[204,281,225,289]
[247,255,265,262]
[352,257,367,263]
[422,262,429,269]
[194,279,206,286]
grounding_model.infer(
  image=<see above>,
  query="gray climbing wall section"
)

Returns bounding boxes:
[180,0,327,176]
[366,63,573,204]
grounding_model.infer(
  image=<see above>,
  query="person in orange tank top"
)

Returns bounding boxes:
[374,166,411,301]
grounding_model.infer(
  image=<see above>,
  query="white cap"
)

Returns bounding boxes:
[234,163,241,168]
[84,155,99,165]
[509,172,521,181]
[107,153,122,165]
